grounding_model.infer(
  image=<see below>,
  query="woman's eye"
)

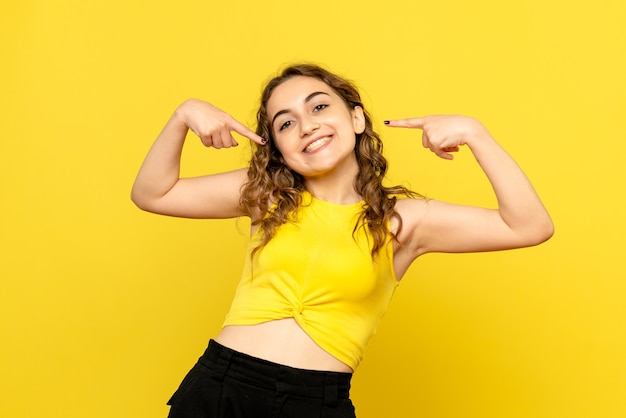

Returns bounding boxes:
[279,120,293,131]
[313,104,328,112]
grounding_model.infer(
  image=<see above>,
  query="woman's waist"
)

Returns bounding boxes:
[214,318,353,373]
[198,339,353,401]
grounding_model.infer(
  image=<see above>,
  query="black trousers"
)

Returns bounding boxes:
[167,340,357,418]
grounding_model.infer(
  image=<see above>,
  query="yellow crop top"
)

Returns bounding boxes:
[223,191,399,370]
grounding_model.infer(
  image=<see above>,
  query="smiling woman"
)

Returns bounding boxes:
[242,65,419,262]
[130,63,553,418]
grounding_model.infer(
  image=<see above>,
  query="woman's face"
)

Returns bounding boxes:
[266,76,365,179]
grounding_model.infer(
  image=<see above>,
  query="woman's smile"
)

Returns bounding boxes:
[303,134,333,153]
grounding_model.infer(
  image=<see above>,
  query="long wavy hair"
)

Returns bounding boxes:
[240,64,419,257]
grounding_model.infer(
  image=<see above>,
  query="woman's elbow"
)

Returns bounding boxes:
[525,216,555,247]
[130,187,153,212]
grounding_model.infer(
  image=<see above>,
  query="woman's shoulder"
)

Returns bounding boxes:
[393,195,430,217]
[391,196,431,240]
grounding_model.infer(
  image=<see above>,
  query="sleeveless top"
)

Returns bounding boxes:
[223,191,399,369]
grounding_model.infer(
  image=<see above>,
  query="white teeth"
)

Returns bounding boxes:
[304,136,331,153]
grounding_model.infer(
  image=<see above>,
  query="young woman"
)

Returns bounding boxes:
[131,64,553,418]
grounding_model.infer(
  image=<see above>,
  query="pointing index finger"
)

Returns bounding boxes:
[384,117,425,129]
[232,120,266,145]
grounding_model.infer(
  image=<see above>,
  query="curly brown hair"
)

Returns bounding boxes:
[240,63,419,257]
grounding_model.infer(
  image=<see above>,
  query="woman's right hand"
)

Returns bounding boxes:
[175,99,266,148]
[131,99,264,218]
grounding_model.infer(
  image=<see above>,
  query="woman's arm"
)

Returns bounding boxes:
[130,99,265,219]
[386,115,554,258]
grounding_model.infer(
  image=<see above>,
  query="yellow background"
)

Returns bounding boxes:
[2,1,625,417]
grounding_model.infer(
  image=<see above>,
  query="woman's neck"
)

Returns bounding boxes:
[303,164,361,205]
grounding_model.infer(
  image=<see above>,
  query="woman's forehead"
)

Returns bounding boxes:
[267,76,336,113]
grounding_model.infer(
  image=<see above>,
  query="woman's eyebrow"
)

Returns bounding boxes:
[271,91,330,125]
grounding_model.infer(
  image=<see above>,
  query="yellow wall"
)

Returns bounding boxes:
[2,1,625,417]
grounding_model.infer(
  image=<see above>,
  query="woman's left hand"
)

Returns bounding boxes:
[384,115,491,160]
[385,114,553,259]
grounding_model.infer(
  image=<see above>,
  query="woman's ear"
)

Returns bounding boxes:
[352,106,366,134]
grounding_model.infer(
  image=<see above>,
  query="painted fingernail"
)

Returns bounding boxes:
[384,120,390,125]
[261,138,267,144]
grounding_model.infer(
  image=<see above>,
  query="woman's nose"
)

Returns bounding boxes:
[300,116,320,136]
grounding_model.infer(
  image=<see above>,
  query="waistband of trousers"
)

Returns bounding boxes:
[199,339,352,404]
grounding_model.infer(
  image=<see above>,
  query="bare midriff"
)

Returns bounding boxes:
[214,318,353,373]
